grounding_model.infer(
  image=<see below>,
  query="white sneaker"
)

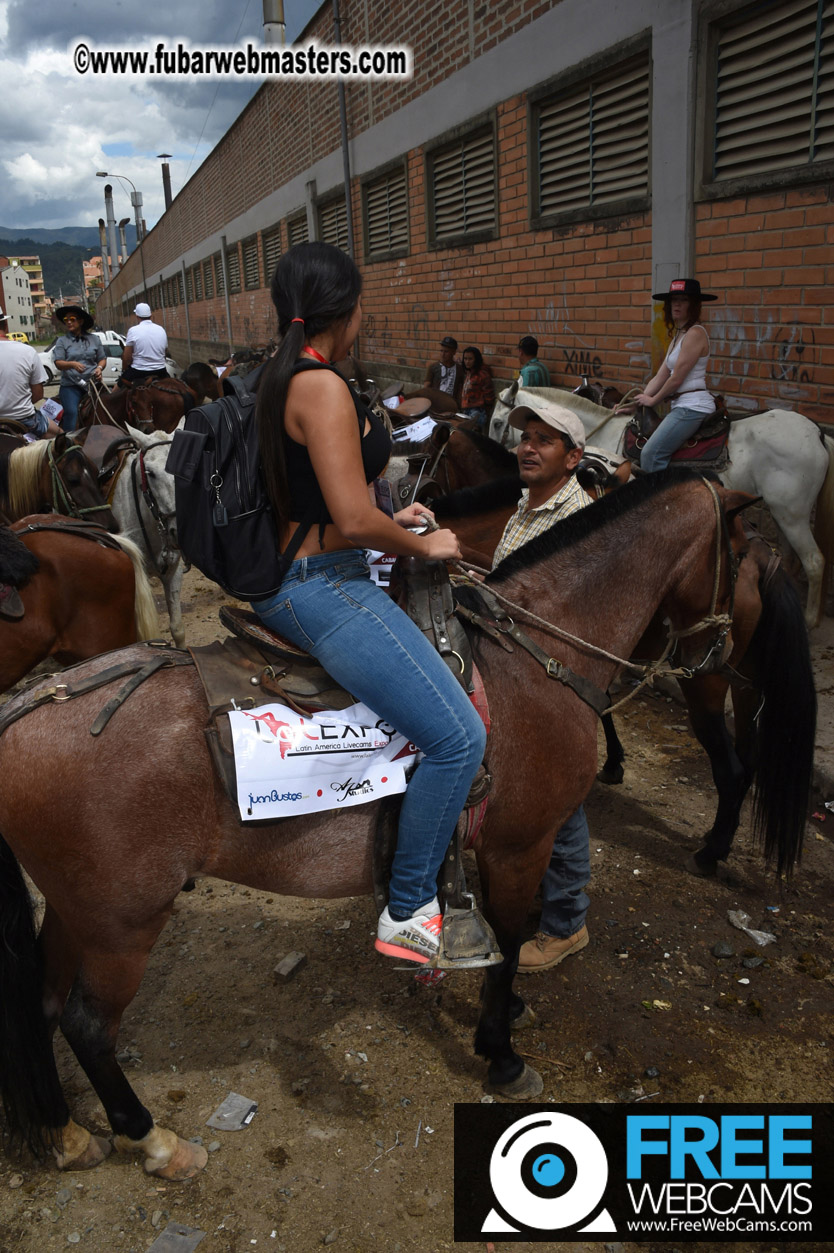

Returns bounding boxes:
[375,899,442,965]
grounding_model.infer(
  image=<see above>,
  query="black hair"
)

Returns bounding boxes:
[256,242,363,532]
[462,345,483,372]
[518,335,538,356]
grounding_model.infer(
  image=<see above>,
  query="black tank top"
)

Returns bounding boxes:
[283,359,391,540]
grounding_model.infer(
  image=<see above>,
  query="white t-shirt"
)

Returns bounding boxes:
[0,339,48,421]
[125,318,168,370]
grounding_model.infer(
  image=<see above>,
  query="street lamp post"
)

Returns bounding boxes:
[96,171,148,299]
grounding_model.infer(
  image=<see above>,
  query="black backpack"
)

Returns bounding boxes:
[165,363,317,600]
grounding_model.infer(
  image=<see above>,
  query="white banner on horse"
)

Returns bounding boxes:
[391,416,437,443]
[228,700,418,821]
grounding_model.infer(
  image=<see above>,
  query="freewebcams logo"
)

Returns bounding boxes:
[481,1111,616,1235]
[454,1103,834,1243]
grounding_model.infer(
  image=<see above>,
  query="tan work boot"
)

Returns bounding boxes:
[518,924,589,973]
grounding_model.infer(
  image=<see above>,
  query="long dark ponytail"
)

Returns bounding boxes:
[256,242,362,533]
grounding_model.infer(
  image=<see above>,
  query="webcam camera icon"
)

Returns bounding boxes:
[482,1111,616,1234]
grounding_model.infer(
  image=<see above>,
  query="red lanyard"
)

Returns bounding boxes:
[301,347,329,365]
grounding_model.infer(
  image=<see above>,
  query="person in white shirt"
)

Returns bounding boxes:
[121,302,168,384]
[633,278,718,472]
[0,311,60,436]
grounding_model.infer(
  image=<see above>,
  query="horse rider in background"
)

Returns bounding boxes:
[121,302,169,386]
[52,305,106,432]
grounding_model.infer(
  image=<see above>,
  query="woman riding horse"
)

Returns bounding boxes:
[249,241,492,968]
[632,277,718,472]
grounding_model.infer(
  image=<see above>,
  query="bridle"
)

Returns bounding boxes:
[128,442,180,574]
[47,441,113,524]
[452,476,739,714]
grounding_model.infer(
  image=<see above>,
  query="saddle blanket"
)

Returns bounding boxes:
[228,699,418,821]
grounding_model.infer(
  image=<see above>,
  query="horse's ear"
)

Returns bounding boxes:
[722,490,762,523]
[431,423,451,449]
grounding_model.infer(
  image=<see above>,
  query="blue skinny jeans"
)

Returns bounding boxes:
[539,805,590,938]
[640,406,709,472]
[251,549,486,918]
[57,385,83,433]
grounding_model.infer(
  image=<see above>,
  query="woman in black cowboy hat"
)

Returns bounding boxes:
[631,278,718,472]
[52,305,106,432]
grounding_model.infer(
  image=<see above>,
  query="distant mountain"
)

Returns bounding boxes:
[0,234,137,300]
[0,225,137,249]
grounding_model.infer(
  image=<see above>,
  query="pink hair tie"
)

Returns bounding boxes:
[291,317,304,325]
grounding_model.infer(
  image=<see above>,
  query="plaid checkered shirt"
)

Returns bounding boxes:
[492,475,592,567]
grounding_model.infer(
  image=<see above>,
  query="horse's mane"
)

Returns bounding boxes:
[434,475,522,518]
[489,467,710,583]
[456,428,518,472]
[7,442,48,517]
[0,527,39,585]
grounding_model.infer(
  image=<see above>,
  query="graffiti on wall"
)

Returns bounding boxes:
[771,322,816,387]
[364,312,392,355]
[708,308,818,403]
[530,287,604,379]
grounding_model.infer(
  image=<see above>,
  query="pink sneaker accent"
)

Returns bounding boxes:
[375,906,443,965]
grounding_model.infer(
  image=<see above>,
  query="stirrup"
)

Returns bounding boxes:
[431,893,502,969]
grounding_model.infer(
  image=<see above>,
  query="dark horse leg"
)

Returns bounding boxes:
[680,675,754,875]
[597,711,625,784]
[473,849,548,1098]
[47,902,207,1178]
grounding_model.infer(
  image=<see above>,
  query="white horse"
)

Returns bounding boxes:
[491,384,834,627]
[110,426,186,647]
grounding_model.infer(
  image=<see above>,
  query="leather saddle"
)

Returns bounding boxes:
[72,423,137,476]
[624,403,731,469]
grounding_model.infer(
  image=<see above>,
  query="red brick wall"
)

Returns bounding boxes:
[98,0,832,422]
[694,186,834,421]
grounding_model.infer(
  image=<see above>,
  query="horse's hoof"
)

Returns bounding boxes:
[685,850,718,878]
[151,1137,208,1181]
[488,1062,543,1100]
[54,1119,112,1170]
[115,1123,208,1180]
[597,764,624,785]
[509,1003,536,1033]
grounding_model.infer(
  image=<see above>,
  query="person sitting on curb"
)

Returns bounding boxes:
[517,335,550,388]
[485,398,594,972]
[403,335,464,414]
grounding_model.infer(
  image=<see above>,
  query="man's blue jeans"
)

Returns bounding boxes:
[251,549,486,918]
[640,406,708,472]
[539,805,590,938]
[57,385,83,432]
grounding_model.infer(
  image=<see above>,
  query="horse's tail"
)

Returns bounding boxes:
[0,835,69,1154]
[812,433,834,580]
[748,562,816,877]
[112,533,160,640]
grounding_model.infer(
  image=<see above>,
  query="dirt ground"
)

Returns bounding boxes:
[1,567,832,1253]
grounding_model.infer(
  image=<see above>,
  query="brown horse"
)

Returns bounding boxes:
[0,517,159,694]
[392,424,518,508]
[434,476,816,876]
[0,435,118,530]
[78,378,194,434]
[0,471,770,1178]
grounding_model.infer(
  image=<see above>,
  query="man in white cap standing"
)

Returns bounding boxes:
[492,400,595,973]
[121,302,168,385]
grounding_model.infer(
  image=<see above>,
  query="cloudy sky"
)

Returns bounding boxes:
[0,0,319,232]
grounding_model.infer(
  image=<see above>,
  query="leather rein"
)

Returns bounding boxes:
[47,441,113,524]
[452,477,737,717]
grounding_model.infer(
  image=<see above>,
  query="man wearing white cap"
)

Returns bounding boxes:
[492,399,595,972]
[122,302,168,384]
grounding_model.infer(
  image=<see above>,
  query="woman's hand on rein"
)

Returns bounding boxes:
[422,527,461,561]
[394,503,436,528]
